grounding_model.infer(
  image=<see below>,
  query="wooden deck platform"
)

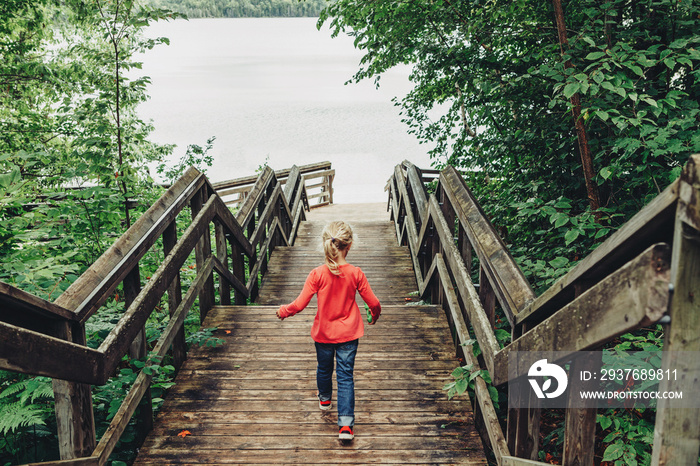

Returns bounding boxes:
[133,204,487,465]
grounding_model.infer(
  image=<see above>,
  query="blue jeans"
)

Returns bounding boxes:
[315,339,358,427]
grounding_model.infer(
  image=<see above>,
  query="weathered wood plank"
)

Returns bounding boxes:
[235,165,274,231]
[0,321,104,384]
[136,450,486,465]
[494,242,671,384]
[142,434,480,451]
[404,161,428,223]
[501,457,550,466]
[0,280,77,326]
[211,255,247,297]
[562,356,597,466]
[214,221,230,305]
[26,458,98,466]
[282,165,300,203]
[440,166,535,324]
[146,421,472,437]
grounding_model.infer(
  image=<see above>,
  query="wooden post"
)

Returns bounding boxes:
[651,156,700,465]
[507,322,540,461]
[457,224,473,277]
[215,221,231,305]
[247,200,260,301]
[232,240,248,304]
[439,186,456,242]
[563,356,598,465]
[124,267,153,443]
[163,221,186,371]
[479,266,496,327]
[563,284,597,466]
[191,188,215,323]
[52,321,96,459]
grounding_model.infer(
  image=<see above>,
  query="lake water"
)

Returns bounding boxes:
[139,17,435,203]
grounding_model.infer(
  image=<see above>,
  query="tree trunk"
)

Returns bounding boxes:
[552,0,601,216]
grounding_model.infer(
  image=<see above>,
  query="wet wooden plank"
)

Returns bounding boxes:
[136,450,486,465]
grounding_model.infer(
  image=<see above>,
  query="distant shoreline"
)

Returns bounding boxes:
[147,0,330,19]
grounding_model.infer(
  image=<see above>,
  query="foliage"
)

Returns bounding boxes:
[146,0,330,18]
[320,0,699,289]
[156,136,215,183]
[0,374,56,464]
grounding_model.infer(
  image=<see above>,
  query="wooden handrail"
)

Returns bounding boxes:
[388,155,700,465]
[0,162,321,464]
[216,161,332,209]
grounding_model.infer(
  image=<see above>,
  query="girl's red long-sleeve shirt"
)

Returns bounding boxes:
[277,263,381,344]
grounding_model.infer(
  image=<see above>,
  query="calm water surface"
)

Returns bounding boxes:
[139,17,435,203]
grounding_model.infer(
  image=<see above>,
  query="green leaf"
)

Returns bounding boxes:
[628,65,643,76]
[603,443,625,461]
[598,414,613,430]
[585,51,606,60]
[600,166,612,180]
[597,110,609,121]
[455,377,468,394]
[595,228,611,239]
[0,169,21,189]
[549,256,569,268]
[664,58,676,69]
[564,229,580,246]
[563,82,580,99]
[554,214,569,228]
[601,81,615,92]
[582,36,596,47]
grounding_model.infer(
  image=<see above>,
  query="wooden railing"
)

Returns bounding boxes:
[213,161,334,209]
[0,163,314,465]
[387,156,700,466]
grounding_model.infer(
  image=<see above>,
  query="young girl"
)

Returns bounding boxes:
[276,221,381,441]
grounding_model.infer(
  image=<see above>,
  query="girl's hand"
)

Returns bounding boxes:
[276,309,285,320]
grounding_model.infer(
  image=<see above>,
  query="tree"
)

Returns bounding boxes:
[320,0,700,289]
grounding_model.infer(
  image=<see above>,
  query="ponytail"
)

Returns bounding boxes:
[322,221,353,275]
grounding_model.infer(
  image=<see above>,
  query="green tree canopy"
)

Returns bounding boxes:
[320,0,700,289]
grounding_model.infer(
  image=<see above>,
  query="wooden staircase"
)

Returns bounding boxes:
[133,203,487,464]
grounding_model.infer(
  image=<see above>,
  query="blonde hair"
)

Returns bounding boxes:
[322,221,353,275]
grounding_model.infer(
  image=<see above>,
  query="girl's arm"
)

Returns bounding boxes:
[277,270,318,320]
[356,269,381,323]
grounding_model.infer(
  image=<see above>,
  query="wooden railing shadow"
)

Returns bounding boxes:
[387,156,700,466]
[0,163,326,465]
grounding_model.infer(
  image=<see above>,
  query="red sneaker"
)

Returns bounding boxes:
[339,426,354,440]
[318,394,331,411]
